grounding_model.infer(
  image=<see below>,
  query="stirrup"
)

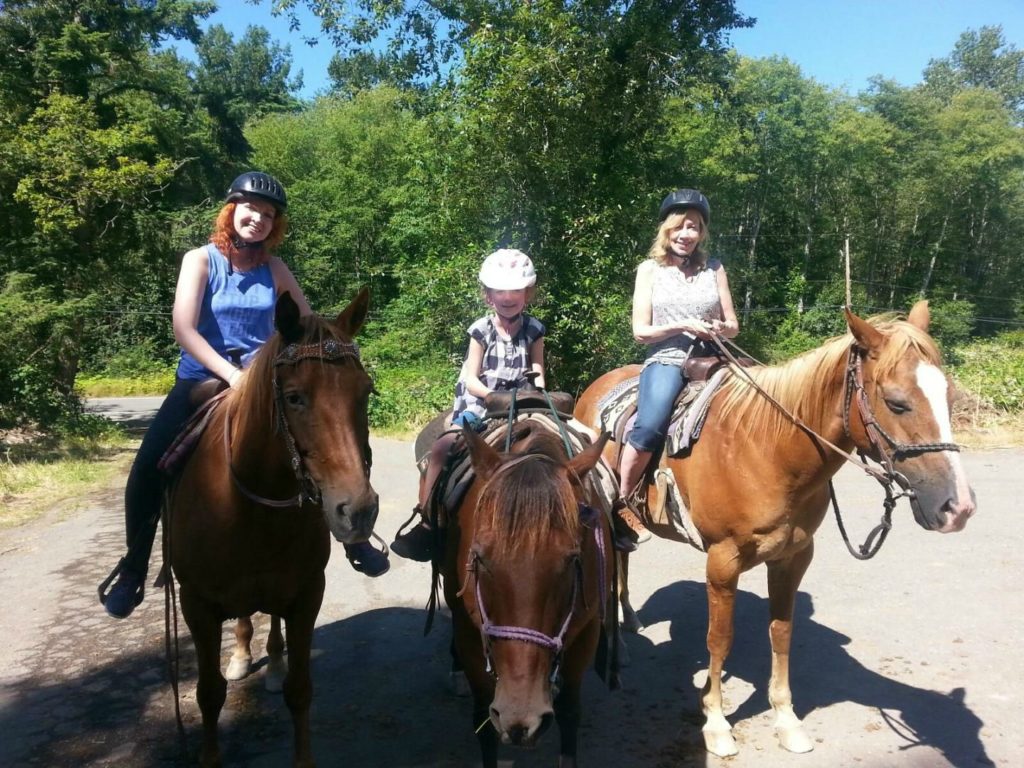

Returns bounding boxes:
[97,557,128,605]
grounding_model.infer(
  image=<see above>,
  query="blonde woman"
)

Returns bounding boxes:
[614,189,739,548]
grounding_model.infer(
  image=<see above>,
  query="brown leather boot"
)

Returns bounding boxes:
[611,498,650,551]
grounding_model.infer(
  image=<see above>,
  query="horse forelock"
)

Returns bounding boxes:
[476,426,580,559]
[870,317,943,381]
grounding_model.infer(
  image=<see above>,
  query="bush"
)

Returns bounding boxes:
[926,298,976,362]
[950,330,1024,413]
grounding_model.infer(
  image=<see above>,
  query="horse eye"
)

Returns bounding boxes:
[284,391,305,408]
[884,398,911,414]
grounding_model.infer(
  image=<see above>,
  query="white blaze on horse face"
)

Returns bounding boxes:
[916,362,972,519]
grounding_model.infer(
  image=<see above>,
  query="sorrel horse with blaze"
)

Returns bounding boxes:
[445,423,614,768]
[167,289,378,768]
[574,301,975,758]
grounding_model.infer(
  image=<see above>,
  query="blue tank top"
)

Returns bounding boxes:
[176,244,277,381]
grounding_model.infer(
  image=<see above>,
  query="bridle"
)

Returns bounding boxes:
[842,344,960,483]
[463,455,608,695]
[712,334,960,558]
[225,336,371,508]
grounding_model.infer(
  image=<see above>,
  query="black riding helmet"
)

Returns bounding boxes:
[659,188,710,224]
[225,171,287,211]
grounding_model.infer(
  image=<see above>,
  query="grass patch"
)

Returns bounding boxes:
[76,370,175,397]
[0,424,136,529]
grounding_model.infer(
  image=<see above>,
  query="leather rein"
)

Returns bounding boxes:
[224,337,368,509]
[710,334,960,559]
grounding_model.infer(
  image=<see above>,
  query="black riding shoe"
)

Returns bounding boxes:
[103,570,144,619]
[344,541,390,577]
[391,523,435,562]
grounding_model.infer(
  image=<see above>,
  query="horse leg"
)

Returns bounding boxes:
[766,543,815,753]
[617,550,643,635]
[180,588,227,768]
[554,624,597,768]
[454,612,498,768]
[282,578,325,768]
[449,637,470,697]
[264,614,287,693]
[225,615,254,681]
[554,683,581,768]
[700,542,741,757]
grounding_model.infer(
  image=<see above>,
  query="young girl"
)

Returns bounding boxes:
[391,249,545,561]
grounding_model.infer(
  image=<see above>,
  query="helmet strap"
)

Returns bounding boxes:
[228,237,263,275]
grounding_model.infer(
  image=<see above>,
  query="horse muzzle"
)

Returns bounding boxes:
[490,704,554,748]
[322,487,379,543]
[906,475,976,533]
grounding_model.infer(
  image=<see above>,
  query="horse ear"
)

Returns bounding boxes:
[463,424,502,480]
[335,287,370,338]
[845,306,884,352]
[907,300,930,331]
[568,432,610,479]
[275,291,303,343]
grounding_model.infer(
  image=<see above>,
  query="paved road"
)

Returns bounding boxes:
[1,400,1021,766]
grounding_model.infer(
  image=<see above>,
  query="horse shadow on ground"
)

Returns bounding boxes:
[0,582,991,768]
[613,580,992,767]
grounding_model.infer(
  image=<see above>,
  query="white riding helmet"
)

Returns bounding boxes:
[478,249,537,290]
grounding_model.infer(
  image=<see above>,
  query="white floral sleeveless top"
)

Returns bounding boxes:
[644,258,723,369]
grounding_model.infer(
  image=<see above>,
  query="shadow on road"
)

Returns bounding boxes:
[0,583,991,767]
[626,581,992,767]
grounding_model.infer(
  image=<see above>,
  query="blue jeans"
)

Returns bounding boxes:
[628,363,685,453]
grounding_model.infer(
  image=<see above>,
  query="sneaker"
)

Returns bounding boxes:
[391,523,435,562]
[344,541,390,577]
[103,570,144,619]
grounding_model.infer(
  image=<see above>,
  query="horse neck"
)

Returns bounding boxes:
[736,343,853,468]
[227,387,294,486]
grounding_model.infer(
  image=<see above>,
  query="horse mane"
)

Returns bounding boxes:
[475,423,581,558]
[228,314,355,440]
[716,314,942,442]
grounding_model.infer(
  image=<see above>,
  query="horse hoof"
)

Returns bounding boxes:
[702,727,738,757]
[225,655,252,681]
[777,726,814,753]
[264,658,287,693]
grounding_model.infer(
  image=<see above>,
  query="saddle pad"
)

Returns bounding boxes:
[595,369,728,456]
[157,390,229,475]
[430,414,618,524]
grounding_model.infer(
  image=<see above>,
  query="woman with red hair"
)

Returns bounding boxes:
[100,172,388,620]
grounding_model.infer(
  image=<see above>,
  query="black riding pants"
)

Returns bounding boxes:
[122,377,199,578]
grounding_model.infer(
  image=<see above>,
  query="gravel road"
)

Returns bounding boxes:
[0,399,1020,767]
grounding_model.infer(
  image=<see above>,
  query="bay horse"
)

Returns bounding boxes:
[167,289,378,768]
[445,421,615,768]
[574,301,976,758]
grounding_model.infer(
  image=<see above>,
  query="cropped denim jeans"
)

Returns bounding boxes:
[627,362,686,453]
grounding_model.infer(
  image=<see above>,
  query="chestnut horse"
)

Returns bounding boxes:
[574,301,975,758]
[167,289,378,768]
[445,422,615,768]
